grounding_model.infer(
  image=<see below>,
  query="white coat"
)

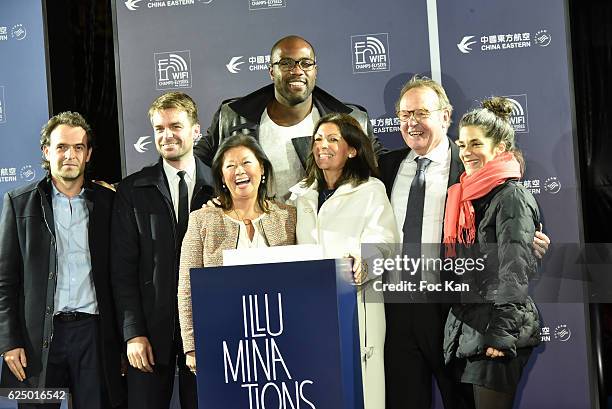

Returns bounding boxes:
[290,177,399,409]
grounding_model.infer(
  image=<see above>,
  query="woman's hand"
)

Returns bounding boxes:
[347,254,368,285]
[485,347,505,358]
[532,223,550,259]
[186,351,197,374]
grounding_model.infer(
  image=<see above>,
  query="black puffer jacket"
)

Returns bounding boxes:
[444,180,541,362]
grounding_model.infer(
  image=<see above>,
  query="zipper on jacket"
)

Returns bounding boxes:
[40,193,57,352]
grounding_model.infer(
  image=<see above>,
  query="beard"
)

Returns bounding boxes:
[275,77,314,106]
[53,164,85,180]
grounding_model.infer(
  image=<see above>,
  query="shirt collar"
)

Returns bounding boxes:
[51,181,85,198]
[162,156,196,182]
[407,135,450,164]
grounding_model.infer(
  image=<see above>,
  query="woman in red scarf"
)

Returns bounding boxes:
[442,97,541,409]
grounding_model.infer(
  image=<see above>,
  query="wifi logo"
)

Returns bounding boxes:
[154,50,192,90]
[351,33,390,74]
[503,94,529,133]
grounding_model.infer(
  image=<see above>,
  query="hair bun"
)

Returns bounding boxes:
[481,97,513,122]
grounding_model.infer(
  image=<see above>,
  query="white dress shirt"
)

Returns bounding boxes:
[390,137,452,274]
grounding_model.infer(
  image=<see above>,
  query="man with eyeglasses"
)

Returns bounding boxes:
[194,34,383,201]
[379,76,550,409]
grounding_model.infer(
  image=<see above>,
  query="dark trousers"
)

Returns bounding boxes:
[126,327,197,409]
[19,315,106,409]
[385,303,466,409]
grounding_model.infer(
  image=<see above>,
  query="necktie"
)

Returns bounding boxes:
[403,157,431,243]
[402,157,432,269]
[177,170,189,242]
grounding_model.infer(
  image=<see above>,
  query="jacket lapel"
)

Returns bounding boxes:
[37,179,56,238]
[153,160,173,208]
[447,137,464,187]
[380,148,409,198]
[192,157,214,208]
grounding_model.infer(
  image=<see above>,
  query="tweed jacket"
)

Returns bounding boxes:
[178,201,297,353]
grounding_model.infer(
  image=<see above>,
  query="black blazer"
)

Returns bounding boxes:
[0,179,125,406]
[378,137,464,198]
[111,158,214,365]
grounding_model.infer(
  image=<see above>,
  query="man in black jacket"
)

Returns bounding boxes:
[194,35,383,201]
[0,112,125,408]
[379,76,464,409]
[111,92,214,409]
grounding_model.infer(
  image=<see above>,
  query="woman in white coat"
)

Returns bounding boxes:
[290,113,399,409]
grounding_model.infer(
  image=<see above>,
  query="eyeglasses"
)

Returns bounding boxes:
[271,58,317,72]
[396,108,442,123]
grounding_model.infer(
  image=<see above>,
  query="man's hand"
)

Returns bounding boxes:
[186,351,196,374]
[485,347,505,358]
[202,197,222,208]
[127,336,155,373]
[532,223,550,259]
[3,348,27,381]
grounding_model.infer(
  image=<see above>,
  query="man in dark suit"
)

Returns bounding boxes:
[111,92,214,409]
[380,75,464,409]
[0,112,125,408]
[380,76,549,409]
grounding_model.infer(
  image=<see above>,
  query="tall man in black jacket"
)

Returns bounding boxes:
[0,112,125,408]
[111,92,214,409]
[194,35,383,201]
[380,76,464,409]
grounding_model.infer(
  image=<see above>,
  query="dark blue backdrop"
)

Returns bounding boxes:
[109,0,591,408]
[0,3,51,407]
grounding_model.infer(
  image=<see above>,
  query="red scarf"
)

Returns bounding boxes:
[443,152,521,256]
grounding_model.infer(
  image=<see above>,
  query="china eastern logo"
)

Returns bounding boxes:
[351,33,390,74]
[20,165,36,182]
[124,0,143,10]
[11,24,27,40]
[125,0,212,10]
[134,136,152,153]
[154,50,192,90]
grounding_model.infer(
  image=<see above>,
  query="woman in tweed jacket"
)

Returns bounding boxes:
[177,135,296,373]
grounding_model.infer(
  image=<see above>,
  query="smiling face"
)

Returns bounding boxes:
[269,37,317,106]
[312,122,356,175]
[457,125,506,175]
[151,108,199,164]
[398,86,450,156]
[43,124,91,183]
[221,146,265,202]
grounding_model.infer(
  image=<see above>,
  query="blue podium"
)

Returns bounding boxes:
[190,258,363,409]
